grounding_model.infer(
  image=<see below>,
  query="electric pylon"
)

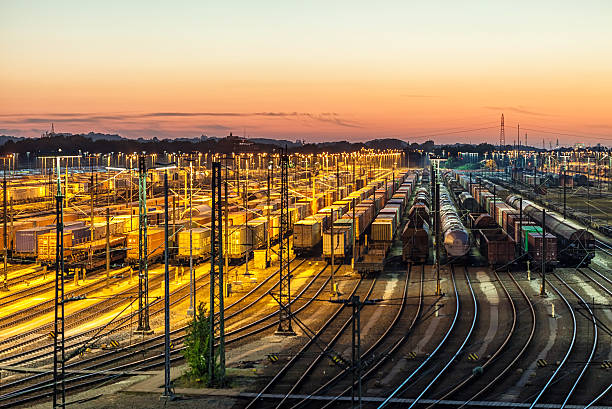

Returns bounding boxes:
[53,157,65,409]
[500,113,505,147]
[136,155,151,333]
[276,150,295,335]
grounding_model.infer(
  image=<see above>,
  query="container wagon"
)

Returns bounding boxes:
[15,226,54,258]
[225,224,252,260]
[322,225,351,260]
[126,227,165,263]
[177,227,211,261]
[293,216,322,256]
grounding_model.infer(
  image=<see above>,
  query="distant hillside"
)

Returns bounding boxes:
[82,132,123,142]
[0,135,25,146]
[365,138,409,150]
[0,132,438,161]
[248,138,302,148]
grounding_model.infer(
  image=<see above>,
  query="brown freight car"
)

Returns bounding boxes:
[477,229,515,265]
[401,223,429,263]
[527,232,557,267]
[126,227,165,263]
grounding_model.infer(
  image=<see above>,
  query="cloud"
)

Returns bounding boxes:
[0,111,362,128]
[141,112,246,118]
[586,123,612,130]
[0,128,29,135]
[400,94,437,98]
[484,106,552,117]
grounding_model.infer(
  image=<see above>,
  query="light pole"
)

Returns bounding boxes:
[162,170,174,400]
[2,159,8,291]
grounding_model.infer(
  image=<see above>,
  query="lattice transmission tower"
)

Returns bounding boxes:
[499,113,505,147]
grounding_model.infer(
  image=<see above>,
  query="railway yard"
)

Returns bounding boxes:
[0,151,610,409]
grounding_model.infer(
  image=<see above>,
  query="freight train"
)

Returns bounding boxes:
[355,172,417,274]
[439,185,471,258]
[285,171,419,267]
[401,187,430,263]
[447,172,516,266]
[452,171,595,267]
[293,173,403,259]
[505,194,595,266]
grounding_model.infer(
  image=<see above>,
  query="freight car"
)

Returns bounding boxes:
[67,236,127,270]
[323,225,352,260]
[177,227,211,261]
[15,226,55,258]
[293,216,322,255]
[457,171,593,267]
[357,177,414,273]
[475,229,515,266]
[440,185,470,257]
[293,171,412,262]
[458,192,479,213]
[7,184,48,203]
[401,187,430,263]
[126,227,165,263]
[225,224,252,260]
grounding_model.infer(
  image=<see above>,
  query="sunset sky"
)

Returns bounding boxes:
[1,1,612,145]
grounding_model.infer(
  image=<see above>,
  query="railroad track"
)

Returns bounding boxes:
[1,255,305,369]
[0,260,299,398]
[523,275,577,409]
[0,268,130,335]
[300,263,424,409]
[0,267,170,354]
[553,268,611,407]
[549,272,598,408]
[244,273,372,409]
[0,260,334,407]
[1,265,45,288]
[223,262,334,346]
[584,266,612,295]
[271,268,409,409]
[375,263,463,408]
[0,276,55,309]
[449,271,536,408]
[0,261,235,367]
[419,268,521,408]
[398,265,478,409]
[594,239,612,257]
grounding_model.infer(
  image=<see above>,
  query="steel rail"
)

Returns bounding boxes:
[275,268,402,409]
[587,266,612,291]
[526,278,576,409]
[376,264,460,409]
[455,272,536,409]
[295,263,420,409]
[244,275,372,409]
[0,259,306,388]
[425,268,517,408]
[0,263,336,407]
[553,272,597,408]
[404,265,478,409]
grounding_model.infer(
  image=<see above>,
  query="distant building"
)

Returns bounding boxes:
[41,123,56,137]
[226,132,258,152]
